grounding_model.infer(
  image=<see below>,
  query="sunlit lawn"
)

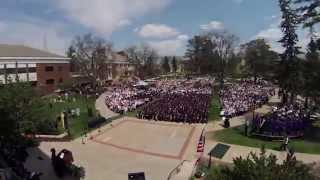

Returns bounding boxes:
[40,95,96,138]
[210,122,320,154]
[208,95,221,121]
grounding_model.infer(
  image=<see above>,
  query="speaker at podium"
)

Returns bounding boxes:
[128,172,145,180]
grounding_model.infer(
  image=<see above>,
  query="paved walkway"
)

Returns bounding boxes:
[95,92,118,119]
[24,93,205,180]
[204,92,320,165]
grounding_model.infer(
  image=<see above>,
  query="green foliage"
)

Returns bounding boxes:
[301,38,320,107]
[278,0,302,102]
[240,39,279,80]
[0,83,45,136]
[205,148,315,180]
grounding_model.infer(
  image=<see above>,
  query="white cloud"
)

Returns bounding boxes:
[200,21,224,31]
[0,19,71,55]
[57,0,172,35]
[137,24,180,39]
[147,34,189,56]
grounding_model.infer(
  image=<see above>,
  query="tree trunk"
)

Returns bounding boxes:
[290,93,295,104]
[304,96,309,109]
[282,90,288,105]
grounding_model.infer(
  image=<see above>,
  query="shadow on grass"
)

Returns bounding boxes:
[211,124,320,154]
[25,146,78,180]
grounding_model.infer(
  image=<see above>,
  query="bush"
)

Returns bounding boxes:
[204,147,315,180]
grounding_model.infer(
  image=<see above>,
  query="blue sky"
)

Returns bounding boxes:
[0,0,311,55]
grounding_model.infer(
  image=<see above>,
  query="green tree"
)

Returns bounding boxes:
[172,56,178,73]
[241,39,279,81]
[278,0,302,103]
[162,56,171,73]
[0,83,45,144]
[302,38,320,108]
[205,148,315,180]
[185,35,212,74]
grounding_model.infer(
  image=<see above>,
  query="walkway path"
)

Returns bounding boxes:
[204,92,320,165]
[95,92,118,119]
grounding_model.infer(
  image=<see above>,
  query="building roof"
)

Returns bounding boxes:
[0,44,67,59]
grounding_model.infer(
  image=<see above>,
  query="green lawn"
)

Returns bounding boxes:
[210,123,320,154]
[40,95,97,138]
[208,94,221,121]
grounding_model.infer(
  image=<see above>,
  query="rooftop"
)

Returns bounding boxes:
[0,44,67,58]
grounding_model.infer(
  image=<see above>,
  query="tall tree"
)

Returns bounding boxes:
[172,56,178,73]
[185,35,216,74]
[303,37,320,108]
[240,39,279,81]
[278,0,301,103]
[0,83,44,144]
[71,33,113,86]
[162,56,171,73]
[294,0,320,28]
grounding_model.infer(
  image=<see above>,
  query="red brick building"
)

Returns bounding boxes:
[0,44,71,93]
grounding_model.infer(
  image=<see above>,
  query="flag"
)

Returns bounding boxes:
[197,130,205,153]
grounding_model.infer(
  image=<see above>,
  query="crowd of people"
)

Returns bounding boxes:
[220,79,275,118]
[105,87,160,113]
[137,91,211,123]
[105,79,213,123]
[252,104,310,137]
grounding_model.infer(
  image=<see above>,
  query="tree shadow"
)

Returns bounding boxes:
[24,146,78,180]
[302,120,320,143]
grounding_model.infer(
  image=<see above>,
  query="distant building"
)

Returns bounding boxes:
[106,51,135,80]
[0,44,71,93]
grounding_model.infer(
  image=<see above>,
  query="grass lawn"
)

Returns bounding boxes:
[210,123,320,154]
[208,94,221,121]
[41,95,97,138]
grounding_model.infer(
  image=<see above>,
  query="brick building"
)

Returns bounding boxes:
[0,44,71,93]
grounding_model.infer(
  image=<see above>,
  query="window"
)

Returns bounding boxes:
[28,67,37,73]
[46,79,55,85]
[58,66,63,71]
[59,78,63,83]
[45,66,54,72]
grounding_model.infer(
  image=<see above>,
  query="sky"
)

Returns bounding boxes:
[0,0,313,56]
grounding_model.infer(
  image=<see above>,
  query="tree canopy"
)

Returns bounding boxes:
[205,148,316,180]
